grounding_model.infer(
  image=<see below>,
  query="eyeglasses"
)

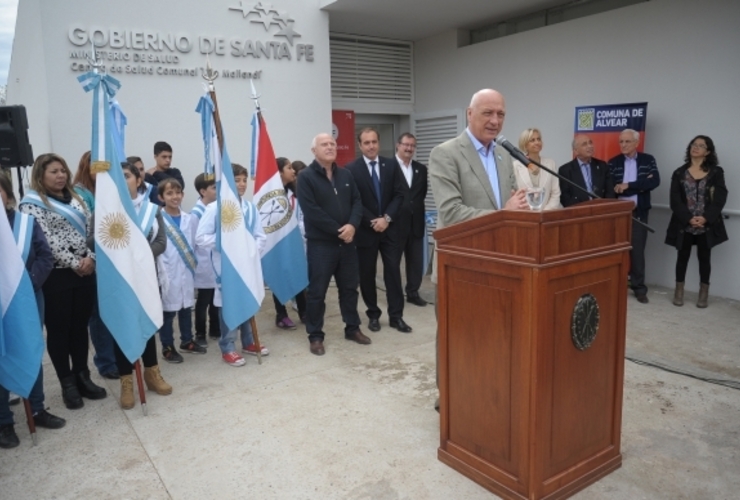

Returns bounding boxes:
[690,143,708,150]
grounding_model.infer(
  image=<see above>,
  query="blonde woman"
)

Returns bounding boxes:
[512,128,562,210]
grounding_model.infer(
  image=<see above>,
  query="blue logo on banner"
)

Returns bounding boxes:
[575,102,648,133]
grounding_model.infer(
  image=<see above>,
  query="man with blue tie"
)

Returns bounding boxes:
[558,134,615,207]
[346,128,412,334]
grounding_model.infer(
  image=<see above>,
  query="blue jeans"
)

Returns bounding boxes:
[159,308,193,347]
[88,301,118,375]
[218,310,254,354]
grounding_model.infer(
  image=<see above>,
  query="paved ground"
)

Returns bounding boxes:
[0,278,738,499]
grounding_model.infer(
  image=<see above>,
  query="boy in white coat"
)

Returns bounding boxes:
[157,179,206,363]
[195,164,266,367]
[191,173,219,347]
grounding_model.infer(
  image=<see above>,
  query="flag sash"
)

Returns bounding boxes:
[20,191,87,237]
[191,201,206,220]
[160,212,198,276]
[13,212,34,264]
[136,196,158,236]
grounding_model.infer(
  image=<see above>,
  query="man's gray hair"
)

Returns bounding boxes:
[622,129,640,142]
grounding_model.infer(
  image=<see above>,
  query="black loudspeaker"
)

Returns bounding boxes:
[0,105,34,167]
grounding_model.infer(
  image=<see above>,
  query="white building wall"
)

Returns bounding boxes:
[413,0,740,300]
[7,0,332,206]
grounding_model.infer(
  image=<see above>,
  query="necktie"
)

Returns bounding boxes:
[582,163,593,193]
[370,160,382,214]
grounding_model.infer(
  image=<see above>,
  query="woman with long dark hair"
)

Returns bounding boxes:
[19,153,107,409]
[665,135,728,307]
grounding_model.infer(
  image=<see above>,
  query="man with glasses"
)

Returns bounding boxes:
[608,129,660,304]
[393,133,429,306]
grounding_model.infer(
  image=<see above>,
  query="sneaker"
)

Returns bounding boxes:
[242,343,270,356]
[222,352,246,367]
[276,317,297,330]
[0,424,19,449]
[180,340,206,354]
[194,334,208,348]
[32,409,66,429]
[162,346,184,364]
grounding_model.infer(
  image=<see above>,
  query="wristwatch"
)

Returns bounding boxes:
[384,214,392,223]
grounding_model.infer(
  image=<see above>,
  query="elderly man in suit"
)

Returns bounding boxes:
[558,135,615,207]
[346,127,412,334]
[608,129,660,304]
[393,132,429,307]
[429,88,528,410]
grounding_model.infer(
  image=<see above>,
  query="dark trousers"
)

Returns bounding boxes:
[114,336,158,376]
[676,232,712,284]
[629,214,649,295]
[400,229,424,296]
[305,241,361,341]
[43,270,95,381]
[273,290,307,320]
[194,288,220,336]
[357,232,404,321]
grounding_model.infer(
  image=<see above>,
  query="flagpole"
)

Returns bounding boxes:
[200,58,264,365]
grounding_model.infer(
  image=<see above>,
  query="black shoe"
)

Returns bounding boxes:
[407,294,427,307]
[162,345,184,363]
[389,318,413,333]
[636,294,649,304]
[60,375,84,410]
[101,370,120,380]
[33,409,66,430]
[0,424,19,449]
[194,334,208,348]
[368,318,381,332]
[208,330,221,340]
[180,340,207,354]
[76,371,107,400]
[8,395,20,406]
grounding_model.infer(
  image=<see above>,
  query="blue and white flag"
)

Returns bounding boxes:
[422,210,437,277]
[197,94,263,331]
[0,211,44,397]
[251,110,308,303]
[78,71,163,363]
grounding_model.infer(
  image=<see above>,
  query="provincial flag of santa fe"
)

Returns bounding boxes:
[252,111,308,304]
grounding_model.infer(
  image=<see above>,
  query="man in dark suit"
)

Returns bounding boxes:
[608,129,660,304]
[393,133,429,307]
[558,134,615,207]
[346,128,412,333]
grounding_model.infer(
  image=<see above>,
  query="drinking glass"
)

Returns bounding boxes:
[526,187,545,211]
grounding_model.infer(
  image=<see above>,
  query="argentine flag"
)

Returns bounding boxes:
[197,94,264,331]
[78,71,162,363]
[252,110,308,303]
[0,211,44,397]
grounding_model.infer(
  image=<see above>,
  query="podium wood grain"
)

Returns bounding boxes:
[435,200,632,500]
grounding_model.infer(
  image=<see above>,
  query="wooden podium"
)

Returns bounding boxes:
[435,199,633,500]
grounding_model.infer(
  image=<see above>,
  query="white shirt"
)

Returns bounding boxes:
[396,155,413,187]
[364,155,380,182]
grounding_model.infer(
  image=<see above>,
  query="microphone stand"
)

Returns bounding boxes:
[496,137,655,233]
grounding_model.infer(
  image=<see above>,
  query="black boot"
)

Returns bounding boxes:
[60,375,84,409]
[76,370,107,400]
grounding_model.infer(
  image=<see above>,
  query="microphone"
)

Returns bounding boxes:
[495,135,530,166]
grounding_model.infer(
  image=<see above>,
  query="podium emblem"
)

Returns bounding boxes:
[571,293,600,350]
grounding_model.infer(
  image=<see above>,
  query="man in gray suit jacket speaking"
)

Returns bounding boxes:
[428,88,528,410]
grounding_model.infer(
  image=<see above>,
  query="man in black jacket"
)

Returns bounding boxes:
[346,128,412,334]
[608,129,660,304]
[297,133,368,355]
[393,133,429,307]
[559,134,615,207]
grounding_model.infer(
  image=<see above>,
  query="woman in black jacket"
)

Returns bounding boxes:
[665,135,728,307]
